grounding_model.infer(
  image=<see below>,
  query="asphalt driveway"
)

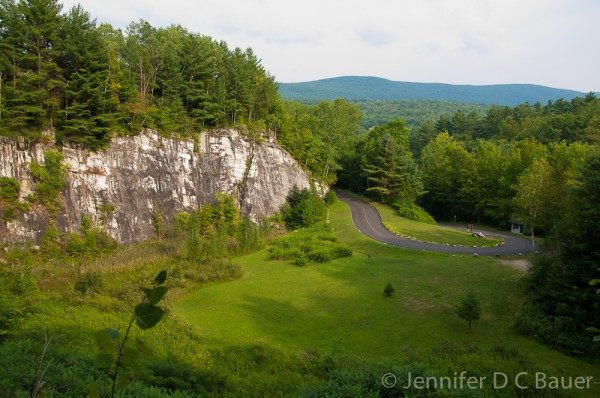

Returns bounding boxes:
[335,190,538,256]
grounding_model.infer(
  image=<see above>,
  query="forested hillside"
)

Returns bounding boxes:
[335,93,600,357]
[1,1,600,396]
[354,99,491,130]
[0,0,281,149]
[279,76,598,106]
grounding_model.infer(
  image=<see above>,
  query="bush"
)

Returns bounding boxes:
[3,207,17,222]
[307,249,332,263]
[395,201,436,224]
[236,216,266,254]
[14,201,30,212]
[323,189,337,205]
[268,224,352,265]
[40,223,62,258]
[74,271,104,294]
[0,177,20,203]
[30,150,67,212]
[294,256,307,266]
[65,221,117,258]
[140,360,228,395]
[383,282,394,297]
[281,187,326,229]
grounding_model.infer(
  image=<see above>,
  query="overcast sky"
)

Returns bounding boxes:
[60,0,600,92]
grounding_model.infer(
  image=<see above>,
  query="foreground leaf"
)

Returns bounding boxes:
[120,346,140,366]
[154,270,167,285]
[95,328,118,354]
[135,303,165,330]
[147,285,168,305]
[94,353,114,369]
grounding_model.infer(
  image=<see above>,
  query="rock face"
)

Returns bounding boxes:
[0,129,317,244]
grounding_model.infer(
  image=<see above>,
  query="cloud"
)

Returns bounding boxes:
[356,27,393,47]
[459,34,491,54]
[57,0,600,91]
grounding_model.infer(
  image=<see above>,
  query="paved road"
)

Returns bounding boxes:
[336,190,537,256]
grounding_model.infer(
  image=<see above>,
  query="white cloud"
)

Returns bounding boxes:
[356,27,393,47]
[59,0,600,91]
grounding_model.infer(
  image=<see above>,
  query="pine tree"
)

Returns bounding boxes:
[57,5,116,148]
[17,0,64,131]
[456,290,482,333]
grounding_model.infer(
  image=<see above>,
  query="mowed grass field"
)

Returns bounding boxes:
[175,199,599,388]
[373,202,504,247]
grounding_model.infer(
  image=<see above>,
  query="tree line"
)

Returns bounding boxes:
[2,0,599,360]
[324,94,599,357]
[339,95,600,357]
[0,0,280,148]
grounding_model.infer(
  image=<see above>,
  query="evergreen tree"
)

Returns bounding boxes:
[57,5,116,148]
[17,0,64,131]
[363,134,410,204]
[457,290,481,333]
[281,187,326,229]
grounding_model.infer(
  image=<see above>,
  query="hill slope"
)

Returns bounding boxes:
[278,76,596,106]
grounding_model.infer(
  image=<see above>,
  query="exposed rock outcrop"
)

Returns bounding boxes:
[0,129,317,244]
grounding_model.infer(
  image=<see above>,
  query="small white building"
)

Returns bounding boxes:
[510,218,526,234]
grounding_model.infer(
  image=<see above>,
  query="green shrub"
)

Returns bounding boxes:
[294,256,307,266]
[236,216,266,254]
[0,177,28,222]
[98,201,115,215]
[74,271,104,294]
[307,249,332,263]
[324,189,337,205]
[281,187,326,229]
[383,282,394,297]
[267,246,302,261]
[14,201,30,212]
[395,201,436,224]
[0,268,37,339]
[268,224,352,264]
[140,360,229,395]
[2,207,17,222]
[3,245,36,267]
[63,216,116,258]
[40,223,62,258]
[7,267,37,296]
[30,150,67,212]
[328,245,353,258]
[0,177,20,203]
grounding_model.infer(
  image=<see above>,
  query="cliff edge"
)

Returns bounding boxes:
[0,129,317,244]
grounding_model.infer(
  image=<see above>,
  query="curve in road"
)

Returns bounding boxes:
[336,190,537,256]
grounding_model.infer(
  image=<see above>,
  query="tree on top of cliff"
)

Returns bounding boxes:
[0,0,282,148]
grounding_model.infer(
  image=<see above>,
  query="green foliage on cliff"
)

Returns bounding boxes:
[30,150,67,212]
[0,177,20,203]
[0,176,26,222]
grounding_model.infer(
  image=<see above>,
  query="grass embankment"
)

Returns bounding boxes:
[372,202,504,247]
[2,198,598,396]
[177,199,599,396]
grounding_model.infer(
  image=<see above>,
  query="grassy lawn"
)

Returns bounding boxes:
[373,202,504,247]
[175,199,599,396]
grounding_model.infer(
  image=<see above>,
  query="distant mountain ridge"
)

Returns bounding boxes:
[278,76,598,106]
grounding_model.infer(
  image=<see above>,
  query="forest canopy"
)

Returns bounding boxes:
[0,0,281,148]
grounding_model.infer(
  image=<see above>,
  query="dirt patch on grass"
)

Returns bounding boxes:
[400,296,450,312]
[498,259,532,272]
